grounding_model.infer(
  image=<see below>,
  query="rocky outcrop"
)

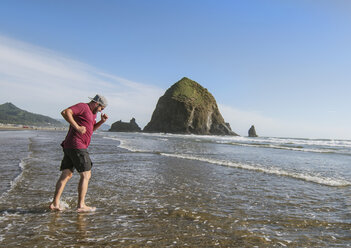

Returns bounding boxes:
[248,125,258,137]
[109,118,141,132]
[144,77,238,135]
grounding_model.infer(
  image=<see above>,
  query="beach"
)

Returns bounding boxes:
[0,130,350,247]
[0,123,66,131]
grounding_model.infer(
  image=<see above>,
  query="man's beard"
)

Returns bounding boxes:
[92,106,99,114]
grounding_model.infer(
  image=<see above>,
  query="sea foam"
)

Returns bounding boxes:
[103,134,351,187]
[104,136,149,153]
[0,156,29,201]
[160,153,351,187]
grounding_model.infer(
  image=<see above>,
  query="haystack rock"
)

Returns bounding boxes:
[144,77,238,135]
[248,125,258,137]
[109,118,141,132]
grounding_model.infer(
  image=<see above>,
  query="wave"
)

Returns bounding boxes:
[160,153,351,187]
[104,132,351,149]
[103,135,351,187]
[216,141,347,155]
[103,136,150,153]
[0,153,31,201]
[145,133,351,154]
[240,137,351,148]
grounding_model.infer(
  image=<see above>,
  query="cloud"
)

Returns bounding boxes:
[0,35,163,127]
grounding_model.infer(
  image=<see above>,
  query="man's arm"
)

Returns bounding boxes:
[93,113,109,131]
[61,108,86,134]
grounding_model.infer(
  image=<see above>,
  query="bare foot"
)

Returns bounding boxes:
[49,203,64,211]
[77,206,96,212]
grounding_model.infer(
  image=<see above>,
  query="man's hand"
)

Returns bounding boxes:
[101,113,109,122]
[93,113,109,132]
[76,126,87,134]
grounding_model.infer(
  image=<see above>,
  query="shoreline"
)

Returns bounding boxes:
[0,123,67,131]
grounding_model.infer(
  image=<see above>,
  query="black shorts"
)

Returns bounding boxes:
[60,149,93,173]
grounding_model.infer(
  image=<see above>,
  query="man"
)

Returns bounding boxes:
[49,94,108,212]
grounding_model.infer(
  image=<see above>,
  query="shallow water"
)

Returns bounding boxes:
[0,130,350,247]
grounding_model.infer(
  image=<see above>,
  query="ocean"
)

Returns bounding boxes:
[0,130,350,247]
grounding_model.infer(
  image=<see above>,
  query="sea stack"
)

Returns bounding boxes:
[109,118,141,132]
[248,125,258,137]
[144,77,238,135]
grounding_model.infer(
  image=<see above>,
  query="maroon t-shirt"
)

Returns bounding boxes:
[61,103,96,149]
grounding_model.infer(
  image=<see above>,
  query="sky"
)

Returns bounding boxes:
[0,0,350,139]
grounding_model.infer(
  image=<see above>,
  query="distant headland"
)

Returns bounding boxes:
[0,102,65,130]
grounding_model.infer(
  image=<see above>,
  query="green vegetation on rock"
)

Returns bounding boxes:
[166,77,214,107]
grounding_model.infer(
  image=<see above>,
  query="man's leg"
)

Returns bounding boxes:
[50,169,73,211]
[77,170,95,212]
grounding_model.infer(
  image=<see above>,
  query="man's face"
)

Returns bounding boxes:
[92,102,104,114]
